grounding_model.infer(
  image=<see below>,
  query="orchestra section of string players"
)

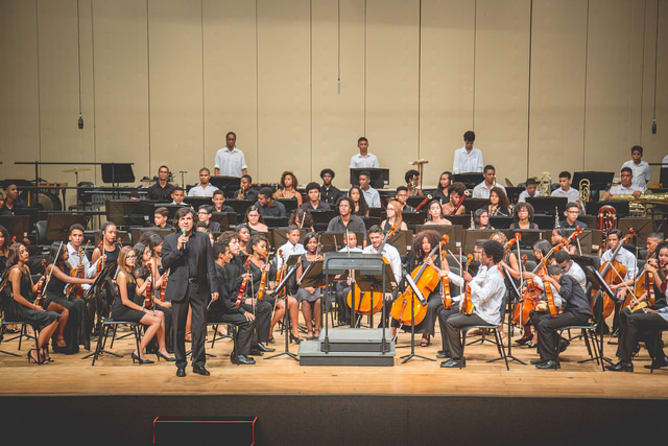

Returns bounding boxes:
[1,129,667,375]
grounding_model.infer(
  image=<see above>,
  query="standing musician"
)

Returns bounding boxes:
[621,145,651,188]
[531,265,593,369]
[296,233,325,340]
[600,229,638,336]
[441,240,506,368]
[212,189,235,213]
[433,171,453,205]
[301,182,330,211]
[425,200,452,226]
[210,239,256,365]
[319,168,343,206]
[405,169,424,197]
[381,199,408,232]
[161,207,218,377]
[394,186,415,212]
[452,130,483,174]
[472,165,506,199]
[441,182,467,216]
[349,136,379,169]
[146,165,176,201]
[235,174,259,202]
[518,178,541,202]
[273,171,303,207]
[326,196,368,244]
[559,202,588,230]
[214,131,247,177]
[363,225,402,328]
[509,203,538,230]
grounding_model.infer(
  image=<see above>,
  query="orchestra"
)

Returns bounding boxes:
[1,133,667,380]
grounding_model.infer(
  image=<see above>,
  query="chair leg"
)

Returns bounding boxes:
[92,324,108,366]
[18,323,26,350]
[110,324,119,349]
[133,325,141,359]
[210,324,218,349]
[496,329,509,371]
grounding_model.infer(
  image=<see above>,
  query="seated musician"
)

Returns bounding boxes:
[188,167,218,197]
[326,196,368,244]
[433,171,453,205]
[288,208,315,232]
[472,165,506,199]
[405,169,424,197]
[235,224,252,258]
[257,187,287,218]
[67,224,101,287]
[0,183,26,215]
[471,208,494,230]
[381,199,408,232]
[301,182,330,211]
[531,265,593,369]
[358,170,381,208]
[276,225,306,271]
[197,205,221,233]
[425,199,452,226]
[487,187,510,217]
[91,222,120,278]
[195,223,215,246]
[348,186,370,217]
[0,191,4,211]
[550,228,577,255]
[441,182,467,216]
[209,239,256,365]
[244,205,269,233]
[517,178,540,202]
[235,174,259,202]
[441,240,506,368]
[551,171,582,209]
[319,168,342,206]
[453,130,483,174]
[515,240,553,347]
[147,165,176,201]
[153,207,173,229]
[600,229,638,335]
[296,233,325,340]
[602,167,644,200]
[170,186,186,205]
[273,171,303,207]
[436,239,486,359]
[559,202,588,230]
[613,241,668,369]
[212,189,235,213]
[335,231,363,323]
[509,202,538,230]
[363,225,402,328]
[395,186,415,212]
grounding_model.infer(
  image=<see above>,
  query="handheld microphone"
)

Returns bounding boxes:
[180,226,187,250]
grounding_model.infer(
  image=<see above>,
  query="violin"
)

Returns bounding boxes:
[543,265,558,317]
[276,249,284,284]
[461,255,475,315]
[235,258,252,307]
[257,253,271,301]
[391,235,448,326]
[144,275,152,309]
[594,228,636,318]
[346,225,397,315]
[66,241,89,299]
[440,242,452,309]
[34,260,47,307]
[630,251,659,312]
[95,241,104,275]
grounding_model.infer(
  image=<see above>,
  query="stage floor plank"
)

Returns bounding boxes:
[1,327,667,399]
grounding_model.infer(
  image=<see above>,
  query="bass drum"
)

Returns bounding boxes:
[29,191,62,211]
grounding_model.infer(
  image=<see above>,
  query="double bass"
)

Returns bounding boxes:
[390,235,448,326]
[594,228,636,318]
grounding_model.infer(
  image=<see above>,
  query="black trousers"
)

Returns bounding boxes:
[154,304,174,353]
[242,298,272,344]
[536,311,590,361]
[172,288,207,369]
[444,312,488,359]
[619,312,668,362]
[208,310,255,356]
[335,283,351,324]
[616,306,667,361]
[437,305,459,354]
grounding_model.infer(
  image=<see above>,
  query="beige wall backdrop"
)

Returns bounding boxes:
[1,0,666,194]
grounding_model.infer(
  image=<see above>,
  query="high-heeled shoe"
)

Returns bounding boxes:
[156,351,176,362]
[27,348,43,365]
[41,346,54,363]
[131,352,154,364]
[290,333,302,344]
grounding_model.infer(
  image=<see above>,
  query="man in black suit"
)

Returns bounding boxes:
[162,207,219,377]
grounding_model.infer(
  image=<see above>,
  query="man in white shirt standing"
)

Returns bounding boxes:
[602,167,644,200]
[472,165,506,199]
[358,170,381,208]
[621,145,650,188]
[551,171,581,209]
[517,178,541,203]
[452,130,483,174]
[188,168,219,197]
[214,131,247,177]
[349,137,379,169]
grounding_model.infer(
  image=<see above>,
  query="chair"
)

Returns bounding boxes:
[90,317,141,366]
[648,328,668,374]
[461,293,510,370]
[0,308,36,356]
[555,321,603,371]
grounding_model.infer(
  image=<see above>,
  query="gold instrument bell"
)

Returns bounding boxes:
[607,192,668,216]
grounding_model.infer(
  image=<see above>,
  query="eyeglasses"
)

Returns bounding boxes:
[126,255,137,259]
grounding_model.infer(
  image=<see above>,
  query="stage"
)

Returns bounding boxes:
[1,326,667,445]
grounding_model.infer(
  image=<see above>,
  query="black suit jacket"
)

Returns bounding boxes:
[161,230,217,303]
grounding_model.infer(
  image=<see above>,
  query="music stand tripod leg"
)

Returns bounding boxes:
[265,293,298,361]
[400,276,434,363]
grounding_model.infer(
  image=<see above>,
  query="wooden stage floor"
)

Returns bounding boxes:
[2,323,667,400]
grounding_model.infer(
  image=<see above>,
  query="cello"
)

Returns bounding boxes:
[390,235,448,326]
[594,228,636,318]
[346,225,398,315]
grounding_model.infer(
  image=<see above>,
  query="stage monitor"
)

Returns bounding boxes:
[349,168,389,189]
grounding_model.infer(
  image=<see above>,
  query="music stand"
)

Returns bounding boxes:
[349,168,390,189]
[583,265,615,365]
[494,264,526,366]
[586,200,629,218]
[385,231,412,256]
[276,199,298,214]
[106,200,154,227]
[398,272,435,364]
[211,212,237,228]
[319,232,363,252]
[463,229,495,254]
[618,217,654,245]
[0,215,30,241]
[263,216,289,228]
[447,215,471,228]
[401,211,427,228]
[504,229,543,249]
[361,216,381,230]
[223,199,253,216]
[527,197,568,215]
[406,196,425,209]
[184,197,213,210]
[572,171,614,192]
[209,176,241,193]
[505,187,524,204]
[265,255,302,362]
[101,163,135,184]
[462,198,488,213]
[489,216,514,229]
[271,228,308,248]
[453,173,483,189]
[46,214,88,241]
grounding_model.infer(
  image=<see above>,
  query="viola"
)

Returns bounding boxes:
[543,265,558,317]
[594,228,636,318]
[235,258,252,307]
[276,249,284,284]
[95,241,104,275]
[391,235,448,326]
[440,242,452,309]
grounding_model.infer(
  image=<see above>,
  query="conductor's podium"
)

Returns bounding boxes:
[298,328,395,366]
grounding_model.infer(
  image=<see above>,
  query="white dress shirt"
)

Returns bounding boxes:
[361,186,381,208]
[338,246,363,254]
[276,241,306,270]
[214,147,247,177]
[362,243,402,285]
[609,183,644,196]
[349,152,379,169]
[188,183,218,197]
[551,187,580,205]
[601,247,638,282]
[446,265,488,304]
[621,160,651,187]
[517,189,541,203]
[472,181,506,199]
[451,264,505,325]
[67,242,101,291]
[565,261,587,292]
[452,147,483,174]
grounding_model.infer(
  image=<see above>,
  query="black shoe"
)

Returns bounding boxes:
[440,358,466,369]
[192,365,211,376]
[644,357,668,370]
[606,361,633,372]
[436,351,451,359]
[249,348,264,356]
[289,333,302,344]
[156,351,176,362]
[255,342,275,353]
[558,338,570,353]
[611,328,620,338]
[131,352,154,365]
[535,360,560,370]
[526,342,537,349]
[231,354,256,365]
[530,358,548,365]
[176,367,186,377]
[514,337,531,346]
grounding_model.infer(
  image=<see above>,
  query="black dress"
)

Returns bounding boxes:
[399,252,443,336]
[111,280,145,323]
[45,272,89,353]
[295,254,322,304]
[6,267,60,331]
